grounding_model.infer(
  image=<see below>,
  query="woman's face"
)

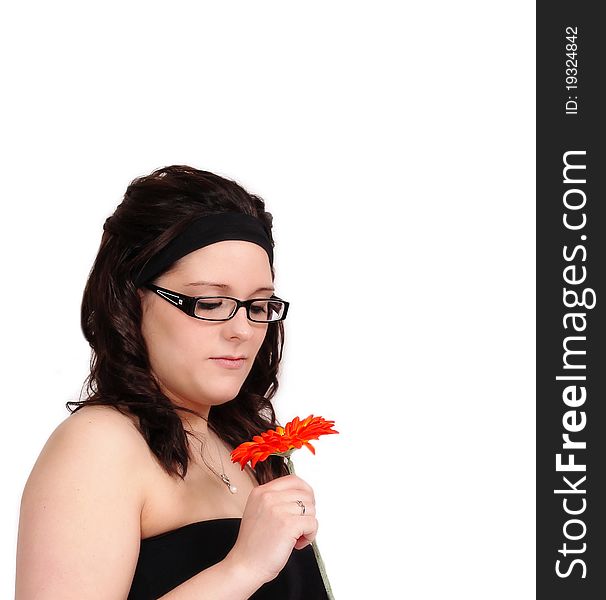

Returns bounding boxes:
[138,240,273,424]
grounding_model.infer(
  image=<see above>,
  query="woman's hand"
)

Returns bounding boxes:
[225,474,318,585]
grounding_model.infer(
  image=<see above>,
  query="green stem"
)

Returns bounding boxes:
[284,453,335,600]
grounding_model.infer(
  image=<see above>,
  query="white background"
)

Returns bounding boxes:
[1,2,535,598]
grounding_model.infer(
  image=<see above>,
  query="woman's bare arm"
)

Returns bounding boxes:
[156,555,265,600]
[15,407,148,599]
[15,406,266,599]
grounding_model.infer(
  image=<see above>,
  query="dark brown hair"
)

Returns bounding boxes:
[66,165,289,484]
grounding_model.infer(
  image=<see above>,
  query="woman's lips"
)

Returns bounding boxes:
[210,357,246,369]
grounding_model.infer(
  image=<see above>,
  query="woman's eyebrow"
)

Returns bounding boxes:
[184,280,275,294]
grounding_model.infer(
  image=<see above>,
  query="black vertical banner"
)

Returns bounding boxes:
[537,4,605,599]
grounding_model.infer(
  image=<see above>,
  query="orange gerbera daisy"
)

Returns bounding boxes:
[230,414,339,470]
[230,414,338,599]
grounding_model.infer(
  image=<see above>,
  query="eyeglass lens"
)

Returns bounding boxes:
[194,298,286,322]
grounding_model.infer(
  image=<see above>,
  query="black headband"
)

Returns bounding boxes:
[134,212,274,287]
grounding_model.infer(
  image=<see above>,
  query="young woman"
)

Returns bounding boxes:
[16,166,328,599]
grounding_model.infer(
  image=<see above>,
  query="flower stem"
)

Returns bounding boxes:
[285,453,335,600]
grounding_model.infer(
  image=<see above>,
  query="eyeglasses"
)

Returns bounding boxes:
[143,283,290,323]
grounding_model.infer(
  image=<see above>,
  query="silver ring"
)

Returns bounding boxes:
[296,499,306,515]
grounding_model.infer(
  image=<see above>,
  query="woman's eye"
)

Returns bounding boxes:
[199,301,222,310]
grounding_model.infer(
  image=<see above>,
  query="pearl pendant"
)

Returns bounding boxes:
[220,473,238,494]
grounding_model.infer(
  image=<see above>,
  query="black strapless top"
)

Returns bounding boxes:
[127,517,329,599]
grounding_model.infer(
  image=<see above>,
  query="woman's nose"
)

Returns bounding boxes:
[225,305,254,336]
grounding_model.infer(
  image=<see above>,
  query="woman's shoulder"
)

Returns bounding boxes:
[61,403,143,436]
[50,404,146,456]
[25,405,147,488]
[16,404,151,597]
[25,404,152,501]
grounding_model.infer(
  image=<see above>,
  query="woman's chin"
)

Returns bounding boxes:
[202,383,244,404]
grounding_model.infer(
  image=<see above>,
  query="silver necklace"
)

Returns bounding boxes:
[200,432,238,494]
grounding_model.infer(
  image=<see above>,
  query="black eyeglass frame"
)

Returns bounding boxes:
[143,283,290,323]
